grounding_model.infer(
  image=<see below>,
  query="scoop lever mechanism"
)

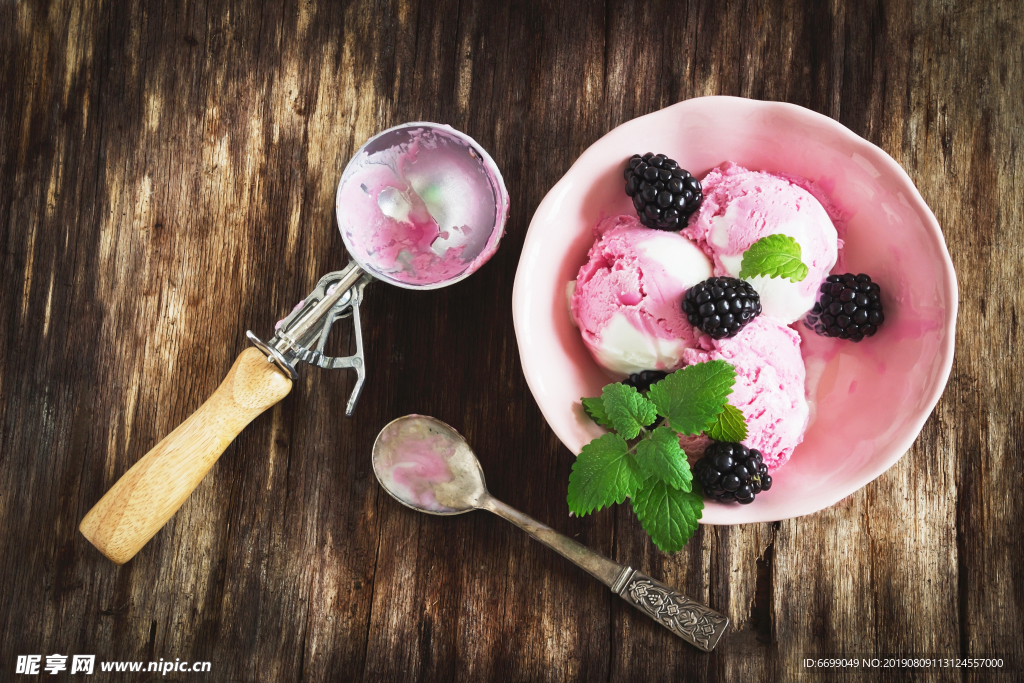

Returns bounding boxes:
[247,261,374,416]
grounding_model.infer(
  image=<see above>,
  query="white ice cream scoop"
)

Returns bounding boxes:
[80,123,508,565]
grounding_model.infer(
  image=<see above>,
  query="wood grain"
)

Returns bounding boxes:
[1,0,1020,681]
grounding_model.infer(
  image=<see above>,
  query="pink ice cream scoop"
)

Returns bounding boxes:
[684,163,842,324]
[569,215,713,375]
[680,316,809,470]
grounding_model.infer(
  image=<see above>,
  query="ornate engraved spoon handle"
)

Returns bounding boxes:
[612,568,729,652]
[482,496,728,651]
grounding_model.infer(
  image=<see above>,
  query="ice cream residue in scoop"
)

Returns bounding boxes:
[337,125,506,286]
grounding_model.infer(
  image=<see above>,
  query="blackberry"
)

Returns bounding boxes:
[623,153,703,231]
[683,277,762,339]
[693,441,771,505]
[804,273,884,341]
[622,370,667,393]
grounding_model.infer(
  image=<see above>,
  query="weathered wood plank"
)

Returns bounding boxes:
[1,0,1021,681]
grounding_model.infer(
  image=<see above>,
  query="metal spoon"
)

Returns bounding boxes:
[372,415,730,651]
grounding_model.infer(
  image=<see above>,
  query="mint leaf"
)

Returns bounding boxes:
[705,404,748,443]
[635,427,692,491]
[648,360,736,436]
[738,233,809,283]
[601,383,658,439]
[567,433,645,516]
[581,396,613,429]
[631,480,704,553]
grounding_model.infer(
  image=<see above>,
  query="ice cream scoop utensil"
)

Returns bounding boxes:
[250,123,509,411]
[371,415,730,651]
[80,123,508,565]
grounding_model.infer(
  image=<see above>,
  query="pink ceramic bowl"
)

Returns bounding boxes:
[512,96,957,524]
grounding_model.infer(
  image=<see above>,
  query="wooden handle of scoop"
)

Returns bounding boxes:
[79,348,293,564]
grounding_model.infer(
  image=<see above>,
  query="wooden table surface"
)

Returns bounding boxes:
[2,0,1021,680]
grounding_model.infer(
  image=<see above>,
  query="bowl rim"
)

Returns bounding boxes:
[512,95,958,523]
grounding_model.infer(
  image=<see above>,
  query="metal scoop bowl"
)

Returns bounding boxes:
[80,124,508,565]
[372,415,730,651]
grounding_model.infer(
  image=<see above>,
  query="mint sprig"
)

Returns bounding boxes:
[738,233,809,283]
[706,404,748,443]
[648,360,736,436]
[567,433,645,516]
[602,383,658,439]
[581,396,613,430]
[635,426,692,492]
[632,480,703,553]
[570,361,746,552]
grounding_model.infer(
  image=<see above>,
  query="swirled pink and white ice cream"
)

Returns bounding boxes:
[683,163,840,323]
[569,215,712,375]
[679,317,809,470]
[567,162,848,471]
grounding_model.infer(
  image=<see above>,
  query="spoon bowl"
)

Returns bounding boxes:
[372,415,488,514]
